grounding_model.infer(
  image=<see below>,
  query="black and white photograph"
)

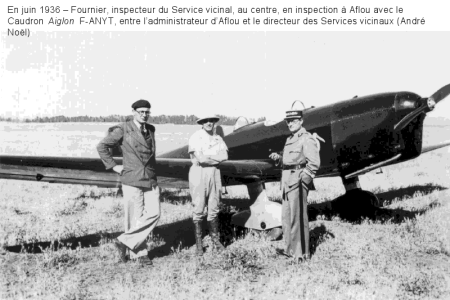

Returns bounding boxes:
[1,17,450,300]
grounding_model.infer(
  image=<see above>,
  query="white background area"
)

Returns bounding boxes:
[1,1,449,122]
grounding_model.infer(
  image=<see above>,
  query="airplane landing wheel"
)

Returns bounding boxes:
[332,189,380,221]
[350,189,380,207]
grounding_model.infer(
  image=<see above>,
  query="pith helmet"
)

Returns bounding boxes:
[196,115,220,125]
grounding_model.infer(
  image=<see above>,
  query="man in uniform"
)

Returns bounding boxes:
[269,110,320,262]
[188,115,228,256]
[97,99,159,266]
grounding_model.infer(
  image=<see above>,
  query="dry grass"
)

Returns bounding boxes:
[1,163,450,299]
[1,124,450,299]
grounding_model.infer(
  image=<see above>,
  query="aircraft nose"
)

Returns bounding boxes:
[395,94,420,113]
[394,96,437,132]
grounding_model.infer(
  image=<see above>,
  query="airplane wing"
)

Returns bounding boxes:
[0,155,282,189]
[0,155,121,188]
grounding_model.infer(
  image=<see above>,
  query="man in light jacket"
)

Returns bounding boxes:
[188,115,228,256]
[270,109,320,262]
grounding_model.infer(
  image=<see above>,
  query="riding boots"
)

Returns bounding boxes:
[194,220,204,256]
[208,219,225,252]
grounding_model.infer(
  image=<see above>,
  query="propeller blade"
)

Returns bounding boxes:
[394,105,427,132]
[430,83,450,104]
[394,83,450,132]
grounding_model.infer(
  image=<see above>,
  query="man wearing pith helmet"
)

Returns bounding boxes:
[188,115,228,256]
[97,99,159,266]
[269,109,320,262]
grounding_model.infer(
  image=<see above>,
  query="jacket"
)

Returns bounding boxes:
[280,127,320,194]
[96,120,157,188]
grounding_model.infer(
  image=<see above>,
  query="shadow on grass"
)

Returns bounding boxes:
[5,212,235,256]
[375,184,447,206]
[308,183,446,223]
[223,184,446,225]
[160,188,192,205]
[149,218,196,258]
[6,218,197,256]
[310,224,335,256]
[6,184,446,254]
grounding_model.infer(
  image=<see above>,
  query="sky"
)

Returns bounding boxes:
[1,31,450,121]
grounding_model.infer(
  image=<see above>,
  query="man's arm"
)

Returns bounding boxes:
[208,138,228,163]
[189,132,215,165]
[192,151,223,166]
[269,150,283,166]
[189,134,228,166]
[301,135,321,184]
[96,125,124,173]
[207,149,228,164]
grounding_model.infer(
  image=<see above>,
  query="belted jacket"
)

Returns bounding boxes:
[97,120,157,188]
[280,127,320,194]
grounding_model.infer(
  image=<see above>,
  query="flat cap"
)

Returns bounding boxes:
[284,110,303,120]
[131,99,151,110]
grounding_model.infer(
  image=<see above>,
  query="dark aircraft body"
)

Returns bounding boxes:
[159,88,448,183]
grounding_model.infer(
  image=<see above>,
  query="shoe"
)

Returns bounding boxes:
[113,238,128,263]
[194,220,204,256]
[291,256,309,264]
[135,255,153,267]
[275,248,292,258]
[208,219,225,252]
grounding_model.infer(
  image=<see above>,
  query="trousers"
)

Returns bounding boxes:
[282,182,310,259]
[118,184,161,259]
[189,165,221,222]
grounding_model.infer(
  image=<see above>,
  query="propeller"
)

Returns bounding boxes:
[394,84,450,132]
[430,83,450,104]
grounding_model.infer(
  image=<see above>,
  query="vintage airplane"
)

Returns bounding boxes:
[1,84,450,238]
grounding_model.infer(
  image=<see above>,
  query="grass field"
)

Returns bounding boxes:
[1,121,450,299]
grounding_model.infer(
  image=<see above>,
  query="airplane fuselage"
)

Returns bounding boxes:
[159,91,425,182]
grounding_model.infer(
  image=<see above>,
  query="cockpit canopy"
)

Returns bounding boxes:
[291,100,306,110]
[233,116,250,131]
